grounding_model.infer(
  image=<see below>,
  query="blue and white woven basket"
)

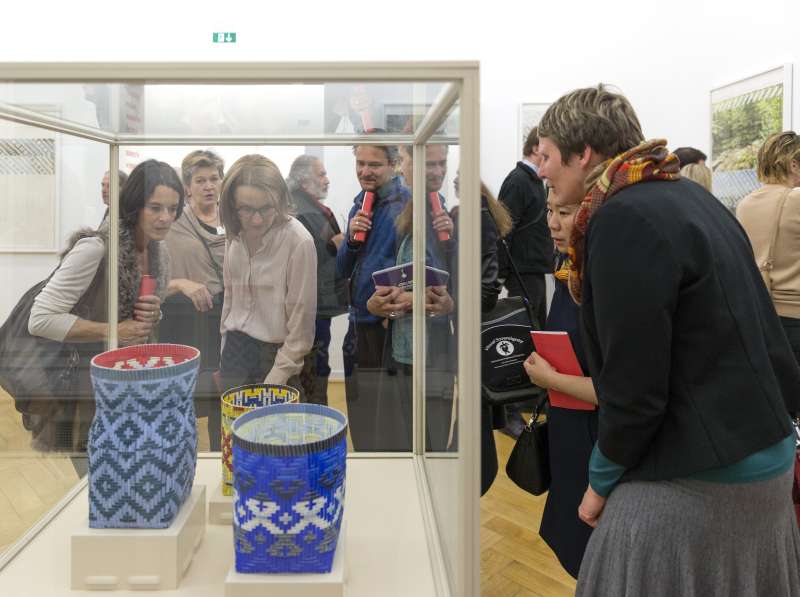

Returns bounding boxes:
[231,403,348,574]
[88,344,199,529]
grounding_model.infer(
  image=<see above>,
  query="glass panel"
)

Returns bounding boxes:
[423,139,463,594]
[0,82,450,137]
[117,143,415,454]
[0,119,109,555]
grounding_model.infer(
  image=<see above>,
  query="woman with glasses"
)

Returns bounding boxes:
[217,154,317,397]
[26,159,183,456]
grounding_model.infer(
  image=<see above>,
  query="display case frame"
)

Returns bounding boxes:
[0,62,480,597]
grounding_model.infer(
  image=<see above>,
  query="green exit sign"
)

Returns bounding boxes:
[213,32,237,43]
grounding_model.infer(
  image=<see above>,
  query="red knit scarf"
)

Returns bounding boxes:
[567,139,681,304]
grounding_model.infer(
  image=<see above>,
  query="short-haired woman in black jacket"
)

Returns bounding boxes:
[537,85,800,596]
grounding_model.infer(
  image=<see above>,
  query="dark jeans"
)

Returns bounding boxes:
[219,330,303,400]
[345,320,393,451]
[506,273,547,417]
[299,318,333,405]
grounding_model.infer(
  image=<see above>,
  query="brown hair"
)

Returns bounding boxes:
[219,154,292,239]
[538,84,644,163]
[756,131,800,185]
[522,126,539,158]
[181,149,224,186]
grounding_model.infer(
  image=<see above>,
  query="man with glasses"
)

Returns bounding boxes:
[337,141,410,451]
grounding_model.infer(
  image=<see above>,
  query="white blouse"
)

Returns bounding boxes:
[221,217,317,385]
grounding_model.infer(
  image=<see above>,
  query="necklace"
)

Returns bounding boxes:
[191,203,220,227]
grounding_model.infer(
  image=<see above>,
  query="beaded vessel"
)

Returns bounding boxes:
[88,344,199,529]
[220,383,300,496]
[231,403,347,573]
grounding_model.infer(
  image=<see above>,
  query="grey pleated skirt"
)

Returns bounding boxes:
[576,467,800,597]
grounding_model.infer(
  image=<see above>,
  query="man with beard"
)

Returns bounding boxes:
[337,142,410,451]
[288,155,347,405]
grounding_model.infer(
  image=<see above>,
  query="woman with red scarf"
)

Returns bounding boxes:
[537,85,800,595]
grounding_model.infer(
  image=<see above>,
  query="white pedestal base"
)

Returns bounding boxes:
[70,485,206,590]
[208,481,233,525]
[224,522,347,597]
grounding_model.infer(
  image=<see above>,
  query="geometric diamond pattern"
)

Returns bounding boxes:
[88,347,199,529]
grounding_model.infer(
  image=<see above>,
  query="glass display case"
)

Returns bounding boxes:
[0,62,480,596]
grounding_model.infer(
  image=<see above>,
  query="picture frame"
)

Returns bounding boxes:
[518,102,550,158]
[0,104,60,253]
[710,64,793,209]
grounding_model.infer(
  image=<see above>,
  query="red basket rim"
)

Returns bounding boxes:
[91,343,200,370]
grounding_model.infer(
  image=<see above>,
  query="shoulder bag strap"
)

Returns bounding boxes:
[761,187,792,296]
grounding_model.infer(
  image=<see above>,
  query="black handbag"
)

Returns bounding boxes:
[505,399,551,496]
[481,213,547,406]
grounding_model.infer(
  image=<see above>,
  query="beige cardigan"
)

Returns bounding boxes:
[736,184,800,318]
[165,207,226,296]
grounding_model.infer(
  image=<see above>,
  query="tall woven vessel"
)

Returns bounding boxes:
[220,383,300,496]
[88,344,199,529]
[231,403,348,573]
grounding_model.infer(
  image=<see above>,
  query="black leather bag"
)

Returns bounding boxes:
[505,399,550,495]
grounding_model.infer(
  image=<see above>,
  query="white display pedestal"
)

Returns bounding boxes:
[208,481,233,525]
[224,522,347,597]
[70,485,206,591]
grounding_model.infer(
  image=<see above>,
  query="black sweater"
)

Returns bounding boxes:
[581,178,800,482]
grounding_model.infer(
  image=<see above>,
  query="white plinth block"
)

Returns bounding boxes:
[208,481,234,525]
[70,485,206,590]
[224,522,347,597]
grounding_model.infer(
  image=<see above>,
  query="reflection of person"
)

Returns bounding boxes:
[99,170,129,225]
[288,155,347,405]
[365,144,455,451]
[737,131,800,367]
[218,155,317,396]
[28,159,182,455]
[337,142,410,451]
[522,188,598,579]
[497,126,553,438]
[161,150,226,449]
[538,85,800,595]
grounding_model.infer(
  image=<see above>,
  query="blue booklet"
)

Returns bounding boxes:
[371,262,450,289]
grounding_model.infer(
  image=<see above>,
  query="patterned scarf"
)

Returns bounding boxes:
[567,139,680,303]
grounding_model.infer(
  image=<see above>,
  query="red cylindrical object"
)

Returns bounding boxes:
[353,192,374,243]
[429,192,450,242]
[138,274,156,297]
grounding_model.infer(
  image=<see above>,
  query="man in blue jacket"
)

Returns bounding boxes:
[337,143,410,451]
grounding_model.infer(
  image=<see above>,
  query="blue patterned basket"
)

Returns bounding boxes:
[231,403,348,574]
[88,344,199,529]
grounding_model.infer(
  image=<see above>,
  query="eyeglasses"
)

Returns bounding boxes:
[236,205,276,219]
[144,203,179,217]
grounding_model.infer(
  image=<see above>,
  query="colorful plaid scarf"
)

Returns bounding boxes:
[567,139,680,303]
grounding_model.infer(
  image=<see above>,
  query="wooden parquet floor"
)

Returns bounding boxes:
[481,430,576,597]
[1,383,575,596]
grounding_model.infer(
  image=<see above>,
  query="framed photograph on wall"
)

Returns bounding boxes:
[0,105,60,252]
[518,102,550,158]
[710,64,793,209]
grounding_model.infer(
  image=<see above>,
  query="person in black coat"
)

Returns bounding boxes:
[538,84,800,596]
[497,126,554,437]
[287,155,347,405]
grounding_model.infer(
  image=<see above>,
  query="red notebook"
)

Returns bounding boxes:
[530,331,596,411]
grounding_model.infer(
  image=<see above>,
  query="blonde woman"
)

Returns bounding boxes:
[218,155,317,395]
[737,131,800,365]
[679,162,713,192]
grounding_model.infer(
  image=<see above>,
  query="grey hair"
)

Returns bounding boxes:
[286,154,320,193]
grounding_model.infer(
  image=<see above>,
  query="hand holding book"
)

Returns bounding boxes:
[528,331,597,411]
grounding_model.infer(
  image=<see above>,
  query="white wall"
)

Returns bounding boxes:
[1,0,796,330]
